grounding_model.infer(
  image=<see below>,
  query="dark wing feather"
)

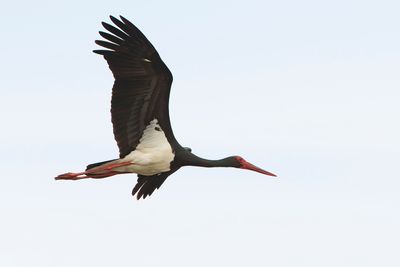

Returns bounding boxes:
[132,170,176,200]
[94,15,177,158]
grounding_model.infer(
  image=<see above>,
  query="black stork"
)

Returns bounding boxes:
[55,15,277,199]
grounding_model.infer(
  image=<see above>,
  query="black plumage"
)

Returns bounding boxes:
[94,16,177,159]
[56,15,276,200]
[94,16,181,198]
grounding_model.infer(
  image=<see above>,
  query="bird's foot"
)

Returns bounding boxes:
[55,172,89,180]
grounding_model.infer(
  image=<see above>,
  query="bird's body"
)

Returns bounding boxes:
[115,118,174,176]
[56,15,276,199]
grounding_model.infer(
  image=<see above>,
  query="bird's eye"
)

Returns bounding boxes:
[235,156,244,163]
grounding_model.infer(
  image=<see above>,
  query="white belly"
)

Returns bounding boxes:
[113,119,175,176]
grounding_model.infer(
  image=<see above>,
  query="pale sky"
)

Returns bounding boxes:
[1,0,400,266]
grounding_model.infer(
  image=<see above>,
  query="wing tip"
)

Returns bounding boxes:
[132,180,160,200]
[92,49,111,56]
[101,21,113,30]
[119,15,130,24]
[109,15,118,23]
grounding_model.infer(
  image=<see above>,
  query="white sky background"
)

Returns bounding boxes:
[1,0,399,266]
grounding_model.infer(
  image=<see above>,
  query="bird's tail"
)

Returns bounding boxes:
[86,159,117,171]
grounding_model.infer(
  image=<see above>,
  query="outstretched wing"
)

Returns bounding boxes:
[132,169,177,200]
[94,15,177,158]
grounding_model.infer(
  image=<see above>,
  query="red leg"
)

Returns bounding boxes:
[102,161,134,170]
[55,172,90,180]
[55,161,134,180]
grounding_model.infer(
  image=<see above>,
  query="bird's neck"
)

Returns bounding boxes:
[180,153,232,168]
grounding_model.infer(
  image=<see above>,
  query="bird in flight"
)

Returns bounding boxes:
[55,15,277,199]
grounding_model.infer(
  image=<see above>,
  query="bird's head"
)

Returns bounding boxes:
[230,156,277,177]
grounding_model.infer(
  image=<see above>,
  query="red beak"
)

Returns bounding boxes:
[241,160,277,177]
